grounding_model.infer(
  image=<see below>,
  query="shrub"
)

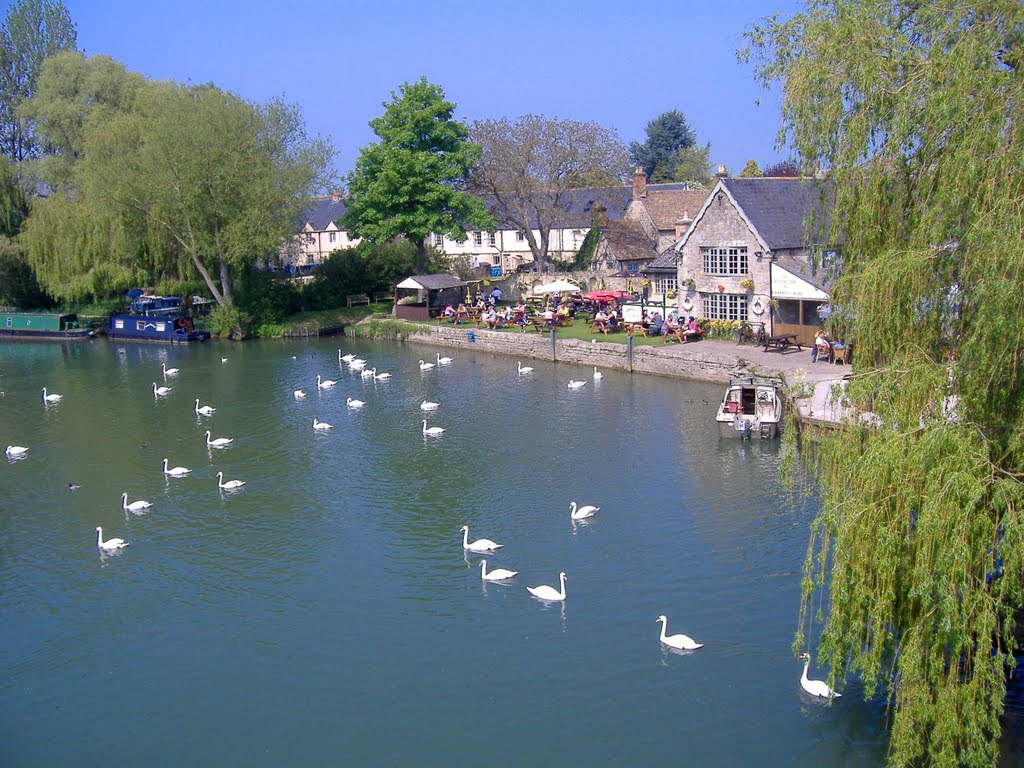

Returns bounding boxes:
[209,305,251,340]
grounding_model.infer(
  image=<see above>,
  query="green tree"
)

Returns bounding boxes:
[344,77,492,273]
[469,114,627,270]
[738,159,762,177]
[668,142,713,187]
[0,154,47,307]
[0,0,76,161]
[629,109,697,180]
[745,2,1024,766]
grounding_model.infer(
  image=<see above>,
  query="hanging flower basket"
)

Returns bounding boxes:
[717,285,725,293]
[739,278,755,291]
[666,289,677,300]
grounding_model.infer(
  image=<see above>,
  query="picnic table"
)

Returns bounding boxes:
[763,333,802,352]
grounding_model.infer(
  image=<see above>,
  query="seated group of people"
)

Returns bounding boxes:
[812,330,849,363]
[640,310,700,339]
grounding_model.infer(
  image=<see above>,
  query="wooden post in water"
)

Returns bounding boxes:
[627,335,634,373]
[550,328,557,362]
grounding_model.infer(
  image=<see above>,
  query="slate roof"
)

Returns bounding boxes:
[299,197,349,231]
[643,246,680,273]
[642,189,711,231]
[479,186,632,231]
[403,274,466,290]
[722,178,831,250]
[601,219,658,262]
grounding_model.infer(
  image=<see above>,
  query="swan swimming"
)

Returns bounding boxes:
[41,387,62,402]
[593,367,603,380]
[153,382,172,397]
[420,401,439,411]
[161,363,179,377]
[5,445,28,456]
[460,525,501,552]
[95,526,128,551]
[360,367,376,379]
[418,359,436,371]
[294,390,306,399]
[194,398,216,416]
[480,559,517,581]
[339,350,355,362]
[316,374,337,389]
[349,359,367,370]
[528,571,567,601]
[346,397,365,408]
[656,615,703,650]
[567,380,586,389]
[121,492,152,513]
[373,369,391,380]
[422,420,445,436]
[313,418,332,430]
[216,471,246,490]
[800,653,841,698]
[162,458,190,477]
[517,361,533,375]
[221,357,228,364]
[204,430,233,447]
[569,501,599,519]
[436,352,453,365]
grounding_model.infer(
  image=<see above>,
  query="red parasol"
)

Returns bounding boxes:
[582,290,633,302]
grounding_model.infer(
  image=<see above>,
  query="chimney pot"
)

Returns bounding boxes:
[632,168,647,200]
[331,187,342,203]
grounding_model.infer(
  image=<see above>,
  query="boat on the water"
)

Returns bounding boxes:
[0,311,95,340]
[107,294,210,344]
[716,376,783,439]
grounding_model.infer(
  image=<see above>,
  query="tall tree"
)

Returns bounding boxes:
[469,115,627,270]
[738,159,762,178]
[746,2,1024,766]
[629,109,697,181]
[669,142,713,187]
[0,0,76,162]
[344,77,492,273]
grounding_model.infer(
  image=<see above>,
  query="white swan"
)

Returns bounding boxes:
[221,357,228,364]
[41,387,62,402]
[373,369,392,380]
[422,420,445,436]
[461,525,501,552]
[569,501,599,519]
[161,363,179,377]
[339,350,355,362]
[5,445,28,456]
[800,653,841,698]
[194,398,216,416]
[480,559,517,581]
[420,401,439,411]
[294,390,306,399]
[96,526,128,551]
[528,571,567,601]
[162,458,190,477]
[517,361,533,375]
[567,380,586,389]
[436,352,453,365]
[316,374,337,389]
[656,615,703,650]
[593,367,603,380]
[349,359,367,370]
[204,430,233,447]
[360,367,376,379]
[216,471,246,490]
[121,492,152,513]
[419,359,436,371]
[153,382,172,397]
[313,417,332,430]
[346,397,365,408]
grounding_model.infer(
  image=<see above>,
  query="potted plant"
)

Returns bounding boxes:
[684,277,696,289]
[739,278,755,291]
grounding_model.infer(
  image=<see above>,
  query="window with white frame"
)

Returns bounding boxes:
[488,232,496,247]
[473,231,482,246]
[653,275,678,295]
[701,246,748,275]
[433,233,443,247]
[516,231,525,242]
[329,232,336,243]
[701,292,748,320]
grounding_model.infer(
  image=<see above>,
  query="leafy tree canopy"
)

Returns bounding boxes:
[738,159,762,177]
[745,1,1024,766]
[761,159,803,177]
[344,77,492,272]
[666,142,713,188]
[629,109,697,180]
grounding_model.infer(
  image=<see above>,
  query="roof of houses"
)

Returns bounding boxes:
[299,197,348,231]
[642,189,711,231]
[721,178,831,250]
[396,274,466,291]
[643,245,680,273]
[601,219,658,262]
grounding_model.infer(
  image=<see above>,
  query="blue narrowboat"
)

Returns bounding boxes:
[107,293,211,343]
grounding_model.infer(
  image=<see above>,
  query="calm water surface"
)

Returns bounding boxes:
[0,337,892,766]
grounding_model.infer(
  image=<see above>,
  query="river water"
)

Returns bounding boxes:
[0,336,901,766]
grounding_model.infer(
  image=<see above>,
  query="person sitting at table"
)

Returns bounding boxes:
[442,304,455,321]
[683,316,700,338]
[455,303,469,324]
[649,310,663,335]
[665,313,679,333]
[474,296,486,311]
[593,308,608,331]
[543,306,555,326]
[812,329,830,362]
[482,306,498,329]
[556,304,571,324]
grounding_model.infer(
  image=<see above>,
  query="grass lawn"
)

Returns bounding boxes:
[481,318,682,346]
[278,303,389,332]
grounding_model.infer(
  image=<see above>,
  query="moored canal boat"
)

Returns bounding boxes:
[716,376,783,439]
[107,294,210,343]
[0,311,95,340]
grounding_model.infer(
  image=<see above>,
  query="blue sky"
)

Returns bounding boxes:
[52,0,801,186]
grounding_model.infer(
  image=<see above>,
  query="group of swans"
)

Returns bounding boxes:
[460,525,567,601]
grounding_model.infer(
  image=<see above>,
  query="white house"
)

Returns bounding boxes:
[280,191,360,271]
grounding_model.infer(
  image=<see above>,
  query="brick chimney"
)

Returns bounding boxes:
[331,187,341,203]
[593,205,609,228]
[632,167,647,200]
[674,210,692,239]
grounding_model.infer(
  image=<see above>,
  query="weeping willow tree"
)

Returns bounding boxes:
[745,2,1024,766]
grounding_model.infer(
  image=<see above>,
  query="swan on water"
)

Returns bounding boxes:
[162,458,190,477]
[68,483,81,491]
[373,369,392,380]
[313,418,332,431]
[153,382,172,397]
[216,471,246,490]
[347,397,365,408]
[436,353,453,365]
[420,401,439,411]
[194,398,216,416]
[96,526,128,551]
[339,350,355,362]
[41,387,62,402]
[161,363,179,377]
[800,653,841,698]
[349,359,367,370]
[121,492,152,513]
[569,501,599,520]
[480,559,517,581]
[422,420,445,436]
[528,571,567,601]
[593,367,603,380]
[204,430,233,447]
[221,357,228,364]
[517,361,533,375]
[317,374,337,389]
[656,615,703,650]
[294,390,306,399]
[6,445,28,456]
[419,359,436,371]
[567,380,586,389]
[460,525,501,552]
[360,367,376,378]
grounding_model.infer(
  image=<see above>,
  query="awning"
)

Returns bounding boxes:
[770,264,829,300]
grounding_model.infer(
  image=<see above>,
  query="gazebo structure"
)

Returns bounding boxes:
[394,274,468,321]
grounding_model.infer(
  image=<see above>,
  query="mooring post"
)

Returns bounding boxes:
[550,328,557,362]
[627,335,634,372]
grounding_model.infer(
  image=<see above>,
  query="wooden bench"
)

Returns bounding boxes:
[763,333,801,352]
[346,293,370,307]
